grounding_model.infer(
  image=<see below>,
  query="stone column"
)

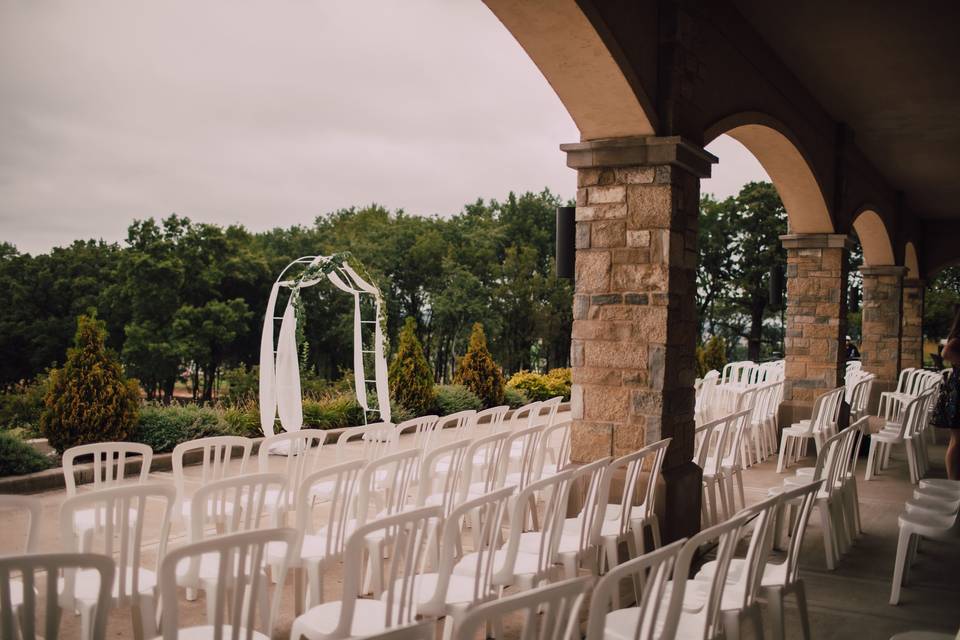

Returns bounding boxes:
[779,234,851,424]
[900,278,925,370]
[561,135,715,542]
[860,266,907,405]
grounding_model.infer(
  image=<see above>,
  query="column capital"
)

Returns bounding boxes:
[779,233,854,250]
[903,277,926,289]
[859,265,908,278]
[560,135,717,177]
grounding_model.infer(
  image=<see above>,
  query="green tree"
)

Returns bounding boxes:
[388,317,435,415]
[454,323,505,407]
[924,267,960,341]
[41,315,140,453]
[173,298,253,403]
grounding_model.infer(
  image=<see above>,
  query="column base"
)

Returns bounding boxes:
[661,460,703,542]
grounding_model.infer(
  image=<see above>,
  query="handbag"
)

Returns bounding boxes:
[930,367,960,428]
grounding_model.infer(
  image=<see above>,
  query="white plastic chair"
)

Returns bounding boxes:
[172,436,251,527]
[866,392,931,484]
[178,473,287,616]
[890,490,960,604]
[457,430,511,505]
[695,412,742,526]
[1,552,114,640]
[435,410,477,442]
[506,401,543,431]
[696,370,721,423]
[586,538,686,640]
[290,506,442,640]
[334,422,396,463]
[415,439,471,516]
[257,429,327,522]
[453,575,592,640]
[62,442,153,545]
[360,621,435,640]
[530,456,611,579]
[777,386,842,472]
[395,415,440,451]
[59,482,175,640]
[157,527,298,640]
[412,487,515,640]
[270,460,364,613]
[475,405,509,433]
[593,437,670,603]
[0,493,43,631]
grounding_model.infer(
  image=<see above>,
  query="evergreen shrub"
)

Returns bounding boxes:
[503,386,529,409]
[41,315,140,453]
[453,323,505,407]
[434,384,482,415]
[696,336,728,377]
[506,368,571,402]
[388,318,435,416]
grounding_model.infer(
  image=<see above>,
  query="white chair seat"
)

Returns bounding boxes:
[293,597,396,637]
[266,533,331,566]
[602,593,706,640]
[73,507,139,530]
[394,572,487,609]
[453,549,542,582]
[64,566,156,601]
[150,626,268,640]
[519,530,580,556]
[695,557,789,588]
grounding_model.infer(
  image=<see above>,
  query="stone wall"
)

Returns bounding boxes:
[860,266,906,402]
[901,278,925,370]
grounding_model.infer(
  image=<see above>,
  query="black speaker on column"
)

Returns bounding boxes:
[769,263,785,307]
[556,206,576,279]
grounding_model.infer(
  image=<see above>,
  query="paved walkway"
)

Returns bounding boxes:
[3,418,959,639]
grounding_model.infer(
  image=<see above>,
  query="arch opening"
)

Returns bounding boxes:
[851,209,895,266]
[904,242,920,278]
[706,117,833,235]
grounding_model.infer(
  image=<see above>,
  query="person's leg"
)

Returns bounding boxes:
[947,429,960,480]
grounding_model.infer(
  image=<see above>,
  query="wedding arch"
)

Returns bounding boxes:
[258,253,390,435]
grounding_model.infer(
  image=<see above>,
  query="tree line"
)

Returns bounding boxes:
[0,189,573,401]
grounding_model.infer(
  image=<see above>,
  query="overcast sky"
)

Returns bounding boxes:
[0,1,768,255]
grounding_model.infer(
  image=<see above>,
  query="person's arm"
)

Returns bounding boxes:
[942,338,960,365]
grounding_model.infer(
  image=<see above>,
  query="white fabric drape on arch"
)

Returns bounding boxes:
[258,256,391,436]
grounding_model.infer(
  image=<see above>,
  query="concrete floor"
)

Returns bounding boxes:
[3,420,959,639]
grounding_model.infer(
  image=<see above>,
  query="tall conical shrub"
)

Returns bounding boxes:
[388,317,435,416]
[41,315,140,453]
[454,323,505,407]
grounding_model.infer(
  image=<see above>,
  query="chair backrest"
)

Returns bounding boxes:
[809,427,848,497]
[0,493,42,553]
[667,511,753,640]
[728,493,782,612]
[893,367,914,393]
[357,448,420,524]
[568,457,612,556]
[0,552,114,640]
[495,469,576,586]
[189,472,288,540]
[496,423,546,491]
[778,480,824,585]
[60,482,176,606]
[602,438,671,538]
[722,409,752,466]
[335,422,396,463]
[848,374,874,420]
[414,438,471,516]
[536,396,563,428]
[423,487,515,617]
[336,506,442,637]
[436,410,477,441]
[395,415,440,451]
[295,461,364,562]
[172,435,251,514]
[696,370,721,417]
[585,538,685,640]
[257,429,326,508]
[535,418,573,478]
[509,401,543,431]
[458,430,511,502]
[895,393,930,439]
[475,405,509,432]
[159,527,297,640]
[62,441,153,496]
[455,575,593,640]
[806,386,843,436]
[845,416,871,478]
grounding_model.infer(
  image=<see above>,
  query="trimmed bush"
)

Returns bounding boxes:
[0,374,48,434]
[0,431,51,477]
[453,323,505,407]
[130,404,224,453]
[222,366,259,406]
[434,385,482,415]
[302,393,367,430]
[503,386,529,409]
[506,368,571,402]
[41,315,140,453]
[221,404,262,437]
[388,318,435,416]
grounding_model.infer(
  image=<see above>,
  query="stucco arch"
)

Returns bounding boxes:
[483,0,656,140]
[705,113,833,234]
[904,242,920,278]
[851,209,896,266]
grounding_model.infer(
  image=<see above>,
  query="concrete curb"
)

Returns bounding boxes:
[0,402,570,495]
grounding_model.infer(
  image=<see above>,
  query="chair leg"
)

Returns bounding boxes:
[865,439,878,481]
[765,586,785,640]
[818,501,836,570]
[777,434,790,473]
[649,515,662,550]
[722,610,742,640]
[735,468,746,511]
[794,581,812,640]
[890,528,912,605]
